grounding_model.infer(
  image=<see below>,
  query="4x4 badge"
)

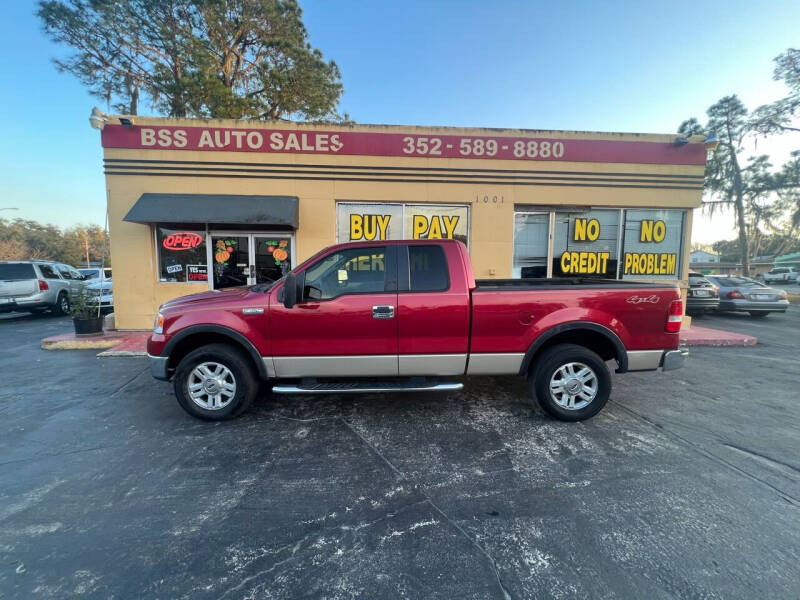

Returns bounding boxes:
[626,295,660,304]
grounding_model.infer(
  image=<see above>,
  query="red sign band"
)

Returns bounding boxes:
[102,124,706,166]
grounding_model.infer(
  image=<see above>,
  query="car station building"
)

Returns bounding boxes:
[97,116,707,330]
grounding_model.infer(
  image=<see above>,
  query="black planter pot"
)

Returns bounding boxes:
[73,316,104,336]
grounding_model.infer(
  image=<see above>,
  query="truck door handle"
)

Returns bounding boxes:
[372,305,394,319]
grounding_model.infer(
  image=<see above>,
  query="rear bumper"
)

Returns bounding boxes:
[0,300,49,312]
[626,348,688,372]
[686,297,720,310]
[661,349,688,371]
[148,354,170,380]
[0,292,52,312]
[718,299,788,312]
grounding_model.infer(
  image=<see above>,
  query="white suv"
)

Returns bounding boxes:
[763,267,797,284]
[0,261,87,315]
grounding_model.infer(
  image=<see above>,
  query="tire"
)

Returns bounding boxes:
[52,292,70,316]
[528,343,611,422]
[173,343,259,421]
[748,311,769,318]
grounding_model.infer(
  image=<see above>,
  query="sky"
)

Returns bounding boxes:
[0,0,797,244]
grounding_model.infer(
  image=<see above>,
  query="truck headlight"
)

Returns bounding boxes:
[154,312,164,334]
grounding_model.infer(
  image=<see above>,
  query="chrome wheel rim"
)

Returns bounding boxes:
[549,362,598,410]
[187,362,236,410]
[60,296,69,312]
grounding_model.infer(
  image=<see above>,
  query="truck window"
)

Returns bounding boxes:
[303,246,387,300]
[409,245,449,291]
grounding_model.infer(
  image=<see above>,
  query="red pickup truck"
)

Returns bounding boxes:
[148,239,686,422]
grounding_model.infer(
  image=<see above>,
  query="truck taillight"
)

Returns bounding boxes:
[666,299,683,333]
[38,280,49,291]
[727,290,745,299]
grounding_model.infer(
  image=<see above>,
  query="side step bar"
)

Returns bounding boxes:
[272,381,463,395]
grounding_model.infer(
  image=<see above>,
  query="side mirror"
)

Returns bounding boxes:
[283,272,298,309]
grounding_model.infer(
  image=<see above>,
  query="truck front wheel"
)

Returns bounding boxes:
[529,344,611,422]
[173,343,258,421]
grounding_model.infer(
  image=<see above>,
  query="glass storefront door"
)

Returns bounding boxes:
[210,233,293,289]
[211,235,250,288]
[253,236,292,283]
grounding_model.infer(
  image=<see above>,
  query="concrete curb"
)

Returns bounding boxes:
[42,338,124,351]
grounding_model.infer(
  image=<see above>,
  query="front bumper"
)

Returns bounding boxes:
[148,354,170,380]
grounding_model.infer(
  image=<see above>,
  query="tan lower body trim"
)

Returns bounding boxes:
[272,355,398,378]
[626,350,664,371]
[398,354,467,376]
[466,353,525,375]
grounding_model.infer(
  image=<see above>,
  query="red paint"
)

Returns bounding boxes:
[147,239,681,370]
[397,242,470,354]
[269,293,398,357]
[103,123,707,166]
[162,232,204,250]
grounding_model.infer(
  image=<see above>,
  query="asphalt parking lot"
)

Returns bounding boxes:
[1,308,798,599]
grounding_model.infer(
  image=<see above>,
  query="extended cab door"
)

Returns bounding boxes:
[396,243,470,375]
[269,245,399,377]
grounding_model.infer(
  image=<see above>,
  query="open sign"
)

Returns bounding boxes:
[163,232,204,250]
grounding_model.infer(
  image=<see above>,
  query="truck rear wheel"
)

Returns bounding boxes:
[529,343,611,422]
[173,343,258,421]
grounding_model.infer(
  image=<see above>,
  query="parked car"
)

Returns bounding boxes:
[763,267,797,284]
[78,267,112,283]
[86,279,114,312]
[686,272,720,316]
[148,240,686,423]
[0,261,87,314]
[705,275,789,317]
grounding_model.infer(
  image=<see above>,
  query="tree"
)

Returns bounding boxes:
[62,224,111,266]
[751,48,800,135]
[0,219,110,265]
[767,151,800,254]
[37,0,344,121]
[0,238,32,261]
[680,96,757,274]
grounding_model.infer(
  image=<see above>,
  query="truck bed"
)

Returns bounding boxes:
[475,278,675,290]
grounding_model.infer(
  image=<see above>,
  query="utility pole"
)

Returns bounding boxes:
[84,232,91,267]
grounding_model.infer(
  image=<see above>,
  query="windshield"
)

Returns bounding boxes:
[0,263,36,280]
[248,276,284,293]
[689,275,711,286]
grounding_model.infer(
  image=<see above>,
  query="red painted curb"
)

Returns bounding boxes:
[679,325,757,347]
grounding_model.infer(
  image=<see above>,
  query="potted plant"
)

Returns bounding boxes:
[69,288,104,336]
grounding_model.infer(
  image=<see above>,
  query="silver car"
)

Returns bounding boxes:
[705,275,789,318]
[0,261,87,315]
[78,267,112,284]
[86,279,113,312]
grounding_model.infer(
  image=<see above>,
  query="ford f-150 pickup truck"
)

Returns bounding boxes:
[148,239,686,422]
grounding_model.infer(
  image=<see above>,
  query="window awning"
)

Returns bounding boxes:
[123,193,299,228]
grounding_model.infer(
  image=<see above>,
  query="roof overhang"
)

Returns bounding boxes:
[123,193,299,228]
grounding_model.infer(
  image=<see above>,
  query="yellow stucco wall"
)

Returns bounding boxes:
[102,117,705,329]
